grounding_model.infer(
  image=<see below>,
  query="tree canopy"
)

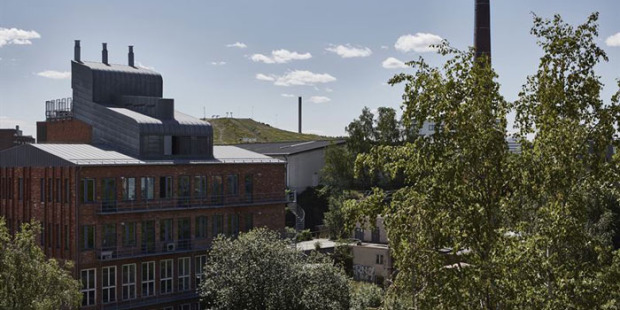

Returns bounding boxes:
[344,13,620,309]
[0,218,81,310]
[198,228,351,310]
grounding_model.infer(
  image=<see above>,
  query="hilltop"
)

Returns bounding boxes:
[203,118,332,145]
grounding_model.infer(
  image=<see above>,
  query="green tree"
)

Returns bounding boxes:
[375,107,401,146]
[199,228,350,310]
[345,13,620,309]
[0,218,81,310]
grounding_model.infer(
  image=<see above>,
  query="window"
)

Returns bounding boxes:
[64,178,70,203]
[102,224,117,250]
[122,177,136,201]
[227,174,239,196]
[82,178,95,203]
[142,221,155,253]
[80,268,96,306]
[371,228,380,243]
[64,225,69,250]
[47,178,52,202]
[160,219,173,242]
[178,218,191,250]
[245,213,253,232]
[159,176,173,199]
[211,176,223,203]
[47,223,52,247]
[122,222,136,247]
[195,216,207,239]
[56,224,60,249]
[18,178,23,201]
[195,255,207,287]
[212,214,223,236]
[178,257,190,292]
[102,178,116,211]
[102,266,116,303]
[160,259,173,294]
[56,178,61,202]
[141,261,155,297]
[81,225,95,250]
[376,254,384,265]
[140,177,154,200]
[40,178,45,202]
[178,176,190,199]
[227,214,239,237]
[194,176,207,199]
[244,175,253,201]
[122,264,136,300]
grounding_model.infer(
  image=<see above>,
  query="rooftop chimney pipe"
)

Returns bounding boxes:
[128,46,135,67]
[298,96,302,134]
[102,43,108,65]
[474,0,491,64]
[74,40,81,62]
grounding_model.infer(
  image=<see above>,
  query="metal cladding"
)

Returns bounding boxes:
[102,43,108,65]
[74,40,81,62]
[128,45,135,67]
[474,0,491,64]
[298,96,302,134]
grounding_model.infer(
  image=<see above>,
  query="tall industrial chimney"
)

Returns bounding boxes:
[298,96,302,134]
[128,46,135,67]
[102,43,109,65]
[74,40,81,62]
[474,0,491,64]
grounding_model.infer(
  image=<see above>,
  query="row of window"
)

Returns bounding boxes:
[81,256,207,306]
[81,214,253,251]
[40,223,71,250]
[0,177,71,203]
[81,174,253,203]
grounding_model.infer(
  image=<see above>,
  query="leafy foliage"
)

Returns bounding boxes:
[345,13,620,309]
[349,281,384,310]
[199,228,350,310]
[0,218,81,310]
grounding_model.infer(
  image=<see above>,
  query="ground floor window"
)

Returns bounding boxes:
[141,261,155,297]
[122,264,136,300]
[102,266,116,303]
[195,255,207,287]
[80,268,96,306]
[178,257,191,291]
[160,259,173,294]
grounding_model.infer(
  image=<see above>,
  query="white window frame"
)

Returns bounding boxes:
[102,266,116,304]
[141,261,155,297]
[160,259,173,294]
[178,257,191,292]
[80,268,96,307]
[122,264,136,300]
[195,255,207,287]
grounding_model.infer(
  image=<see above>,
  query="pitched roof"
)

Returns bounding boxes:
[235,140,345,156]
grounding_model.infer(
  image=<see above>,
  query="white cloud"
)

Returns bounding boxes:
[211,61,226,66]
[227,42,247,48]
[281,93,296,98]
[256,70,336,87]
[324,88,333,93]
[606,32,620,47]
[308,96,331,104]
[381,45,389,50]
[256,73,275,81]
[382,57,408,69]
[0,28,41,47]
[394,33,443,53]
[251,49,312,64]
[325,44,372,58]
[36,70,71,79]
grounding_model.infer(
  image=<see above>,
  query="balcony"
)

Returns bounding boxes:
[93,191,293,214]
[96,239,208,261]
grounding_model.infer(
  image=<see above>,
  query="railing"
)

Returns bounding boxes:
[96,239,209,261]
[93,191,293,214]
[45,97,73,120]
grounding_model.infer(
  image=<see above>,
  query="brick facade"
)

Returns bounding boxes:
[37,119,93,144]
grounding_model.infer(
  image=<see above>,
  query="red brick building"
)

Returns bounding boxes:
[0,125,35,151]
[0,41,288,310]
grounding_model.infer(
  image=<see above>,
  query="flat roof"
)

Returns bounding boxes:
[235,140,345,156]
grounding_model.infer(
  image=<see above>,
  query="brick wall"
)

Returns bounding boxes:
[37,118,92,143]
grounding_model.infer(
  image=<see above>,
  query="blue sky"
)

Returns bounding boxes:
[1,0,619,138]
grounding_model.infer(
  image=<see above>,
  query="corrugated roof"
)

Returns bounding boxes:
[235,140,345,156]
[81,61,160,76]
[32,144,143,165]
[107,108,209,126]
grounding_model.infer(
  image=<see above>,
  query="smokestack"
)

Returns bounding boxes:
[74,40,81,62]
[474,0,491,64]
[102,43,108,65]
[298,96,302,134]
[128,45,135,67]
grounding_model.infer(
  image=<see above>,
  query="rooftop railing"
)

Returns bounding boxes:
[93,191,293,214]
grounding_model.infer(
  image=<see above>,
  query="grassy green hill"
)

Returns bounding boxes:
[204,118,332,145]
